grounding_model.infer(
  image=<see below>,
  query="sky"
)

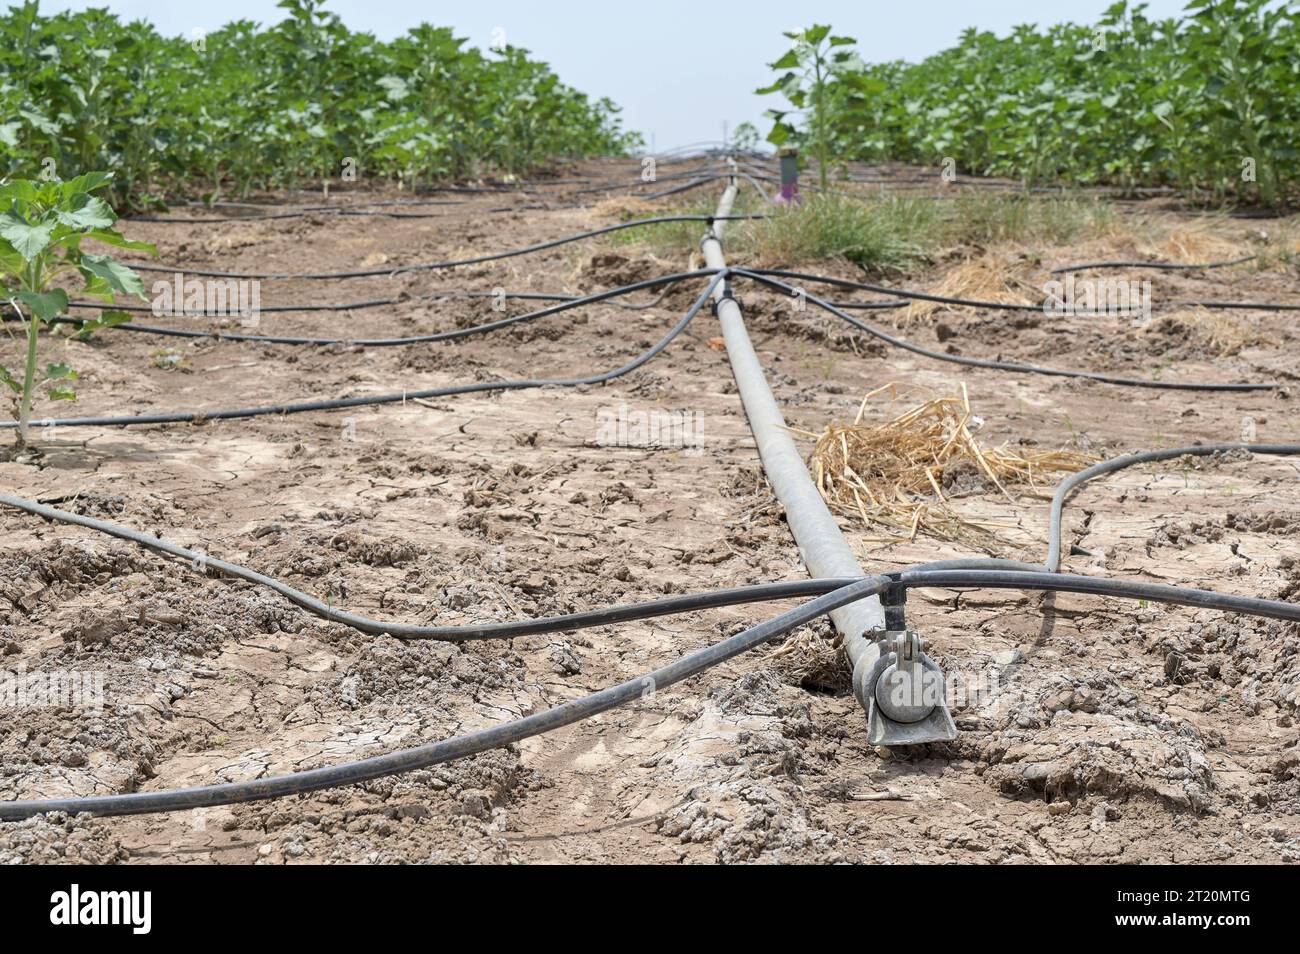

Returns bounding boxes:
[40,0,1196,150]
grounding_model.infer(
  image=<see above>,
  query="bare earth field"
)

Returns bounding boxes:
[2,159,1299,864]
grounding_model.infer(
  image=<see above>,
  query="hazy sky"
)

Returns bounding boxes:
[41,0,1195,149]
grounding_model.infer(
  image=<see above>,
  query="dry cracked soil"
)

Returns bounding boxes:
[2,158,1299,864]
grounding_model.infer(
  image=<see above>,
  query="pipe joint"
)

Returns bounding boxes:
[854,628,957,747]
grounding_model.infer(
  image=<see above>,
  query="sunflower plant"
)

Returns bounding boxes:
[0,172,153,450]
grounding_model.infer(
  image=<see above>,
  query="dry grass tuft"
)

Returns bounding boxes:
[1059,216,1249,271]
[1146,223,1244,264]
[764,623,849,692]
[903,251,1037,323]
[805,384,1096,541]
[1145,308,1270,357]
[1253,219,1300,271]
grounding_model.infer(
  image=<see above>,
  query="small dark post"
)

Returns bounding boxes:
[777,146,800,204]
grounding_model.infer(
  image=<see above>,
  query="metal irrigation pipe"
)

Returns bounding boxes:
[699,175,954,744]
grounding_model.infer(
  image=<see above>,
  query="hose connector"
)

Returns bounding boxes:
[710,279,741,317]
[852,624,957,747]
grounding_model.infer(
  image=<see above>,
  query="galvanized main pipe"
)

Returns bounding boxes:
[702,183,884,675]
[703,175,954,744]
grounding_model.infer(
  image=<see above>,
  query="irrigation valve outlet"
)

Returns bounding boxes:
[855,629,958,747]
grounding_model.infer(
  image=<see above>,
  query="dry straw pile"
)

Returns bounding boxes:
[806,384,1095,541]
[1145,224,1244,265]
[903,251,1037,323]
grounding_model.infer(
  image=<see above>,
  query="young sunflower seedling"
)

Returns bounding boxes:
[756,24,861,192]
[0,172,154,453]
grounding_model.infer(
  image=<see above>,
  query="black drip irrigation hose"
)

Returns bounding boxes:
[196,197,474,209]
[147,156,753,216]
[732,269,1278,392]
[569,166,741,195]
[128,205,472,225]
[1051,255,1259,273]
[0,272,727,431]
[641,171,774,203]
[0,489,857,639]
[897,570,1300,621]
[125,215,767,282]
[66,284,697,318]
[67,289,575,316]
[3,316,1298,821]
[8,258,1280,429]
[1166,298,1300,312]
[60,282,903,319]
[0,578,886,820]
[49,284,903,345]
[1046,443,1300,572]
[4,180,1292,820]
[44,271,718,348]
[1,562,1295,820]
[750,266,1300,315]
[7,263,1275,430]
[151,204,557,224]
[3,448,1295,643]
[134,167,738,223]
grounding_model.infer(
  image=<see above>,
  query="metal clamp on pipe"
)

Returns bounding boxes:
[851,581,956,746]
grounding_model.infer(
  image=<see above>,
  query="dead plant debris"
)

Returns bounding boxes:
[805,383,1096,540]
[904,251,1037,322]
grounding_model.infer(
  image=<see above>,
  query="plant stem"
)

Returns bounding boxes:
[17,304,37,449]
[813,53,828,192]
[16,258,43,449]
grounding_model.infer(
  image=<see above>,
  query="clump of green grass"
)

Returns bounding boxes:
[606,217,706,255]
[732,193,934,272]
[603,190,768,256]
[731,190,1116,271]
[600,186,1117,273]
[941,193,1115,247]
